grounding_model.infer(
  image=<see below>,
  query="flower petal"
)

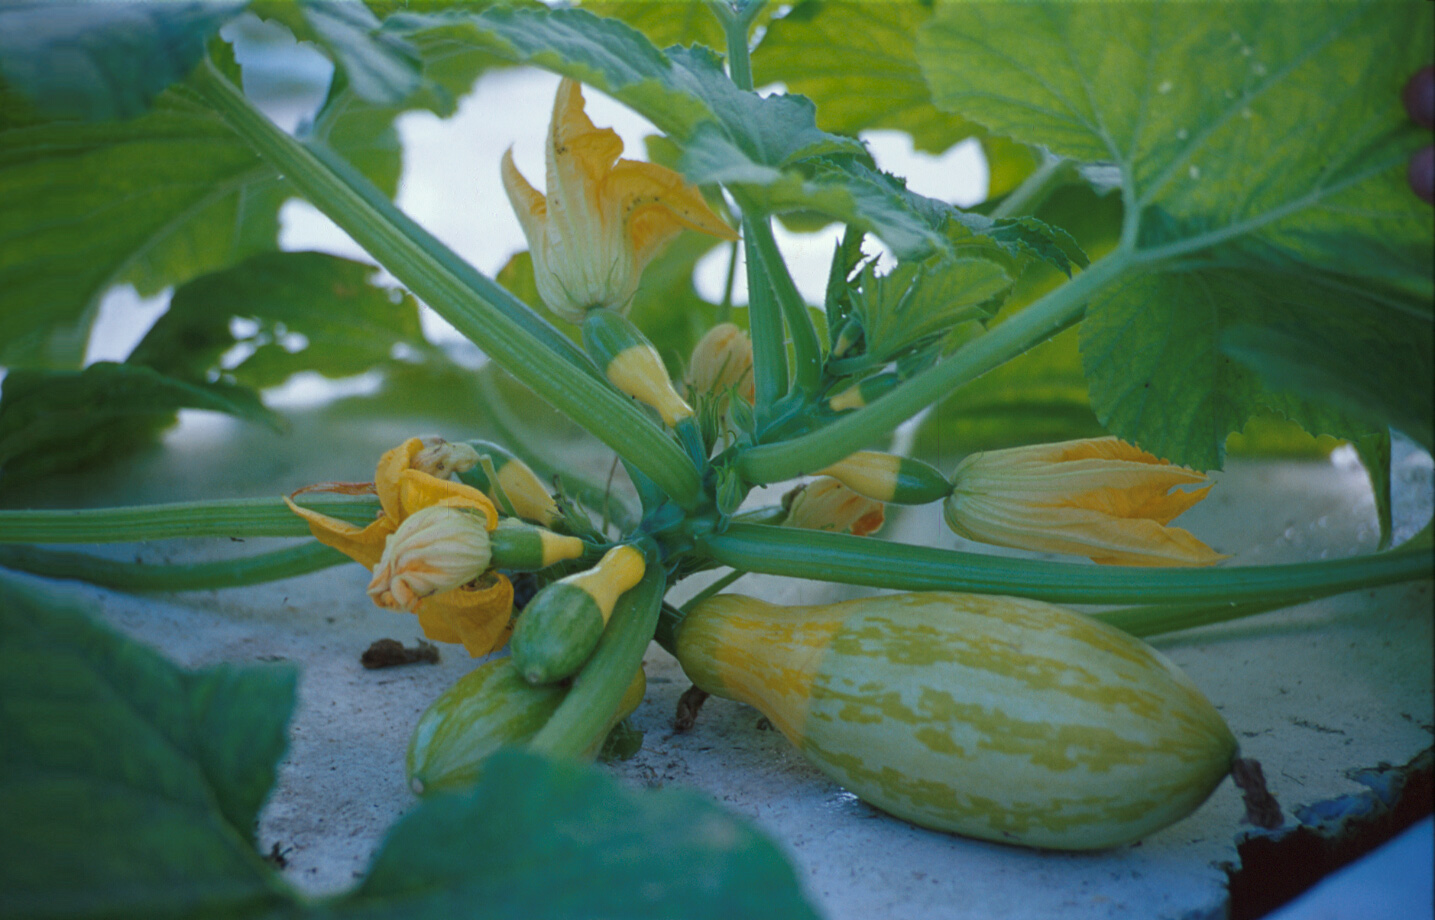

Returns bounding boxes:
[607,159,738,269]
[416,571,515,657]
[396,469,498,528]
[284,496,395,569]
[375,437,429,522]
[501,147,548,250]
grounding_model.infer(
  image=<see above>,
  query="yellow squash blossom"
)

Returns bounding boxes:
[943,437,1226,567]
[501,78,738,322]
[286,438,514,656]
[784,477,886,537]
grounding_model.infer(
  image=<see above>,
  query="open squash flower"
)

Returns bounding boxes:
[943,437,1227,567]
[783,477,885,537]
[501,78,738,322]
[285,437,514,656]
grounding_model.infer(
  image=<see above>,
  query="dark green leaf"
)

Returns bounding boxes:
[0,362,279,486]
[0,571,295,920]
[1354,430,1393,550]
[846,254,1010,364]
[1079,267,1383,468]
[253,0,421,105]
[0,1,241,121]
[130,251,431,389]
[343,748,821,920]
[385,6,864,162]
[920,0,1434,469]
[0,77,286,367]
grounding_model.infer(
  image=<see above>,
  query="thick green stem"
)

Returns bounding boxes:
[1092,596,1316,639]
[0,542,347,591]
[698,524,1434,605]
[747,217,822,395]
[743,224,789,412]
[0,498,377,543]
[528,541,666,757]
[191,61,702,509]
[737,250,1131,483]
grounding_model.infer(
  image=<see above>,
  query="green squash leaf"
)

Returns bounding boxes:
[0,77,284,368]
[753,0,984,155]
[0,362,279,487]
[0,571,296,919]
[384,6,864,162]
[0,573,818,920]
[579,0,735,53]
[919,0,1434,469]
[343,748,821,920]
[253,0,421,106]
[0,1,241,121]
[130,250,431,390]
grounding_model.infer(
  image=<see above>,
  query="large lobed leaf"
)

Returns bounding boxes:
[0,571,296,920]
[919,0,1435,470]
[0,1,241,122]
[0,572,818,920]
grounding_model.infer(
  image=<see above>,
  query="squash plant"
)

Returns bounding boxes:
[1,0,1432,915]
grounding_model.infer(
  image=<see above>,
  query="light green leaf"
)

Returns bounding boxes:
[0,571,296,919]
[345,748,821,920]
[0,1,241,121]
[846,254,1011,364]
[753,0,985,155]
[580,0,734,53]
[0,362,279,487]
[919,0,1434,469]
[130,251,430,390]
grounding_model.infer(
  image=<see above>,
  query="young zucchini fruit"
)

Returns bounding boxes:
[675,592,1238,850]
[406,657,645,794]
[457,440,560,526]
[489,518,585,571]
[510,544,647,685]
[582,308,693,428]
[816,450,951,505]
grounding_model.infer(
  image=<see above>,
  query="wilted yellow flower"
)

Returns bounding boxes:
[368,505,492,612]
[501,78,738,322]
[784,477,885,536]
[943,437,1226,567]
[688,322,755,402]
[286,438,514,656]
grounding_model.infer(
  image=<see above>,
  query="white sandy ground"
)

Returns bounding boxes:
[5,404,1431,920]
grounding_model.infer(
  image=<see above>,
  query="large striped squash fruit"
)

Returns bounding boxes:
[675,592,1237,850]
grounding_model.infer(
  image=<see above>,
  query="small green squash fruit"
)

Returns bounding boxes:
[510,544,646,685]
[407,658,645,794]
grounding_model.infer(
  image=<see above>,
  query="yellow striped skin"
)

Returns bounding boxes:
[676,592,1237,850]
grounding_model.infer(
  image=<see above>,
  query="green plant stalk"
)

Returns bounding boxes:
[989,153,1067,220]
[1092,596,1317,639]
[0,542,347,592]
[191,60,703,509]
[737,249,1132,483]
[0,498,379,543]
[743,225,789,412]
[746,215,822,394]
[679,568,748,613]
[529,542,666,758]
[697,523,1434,605]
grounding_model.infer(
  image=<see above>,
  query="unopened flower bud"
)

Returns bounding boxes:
[368,506,493,612]
[783,477,885,536]
[688,322,755,402]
